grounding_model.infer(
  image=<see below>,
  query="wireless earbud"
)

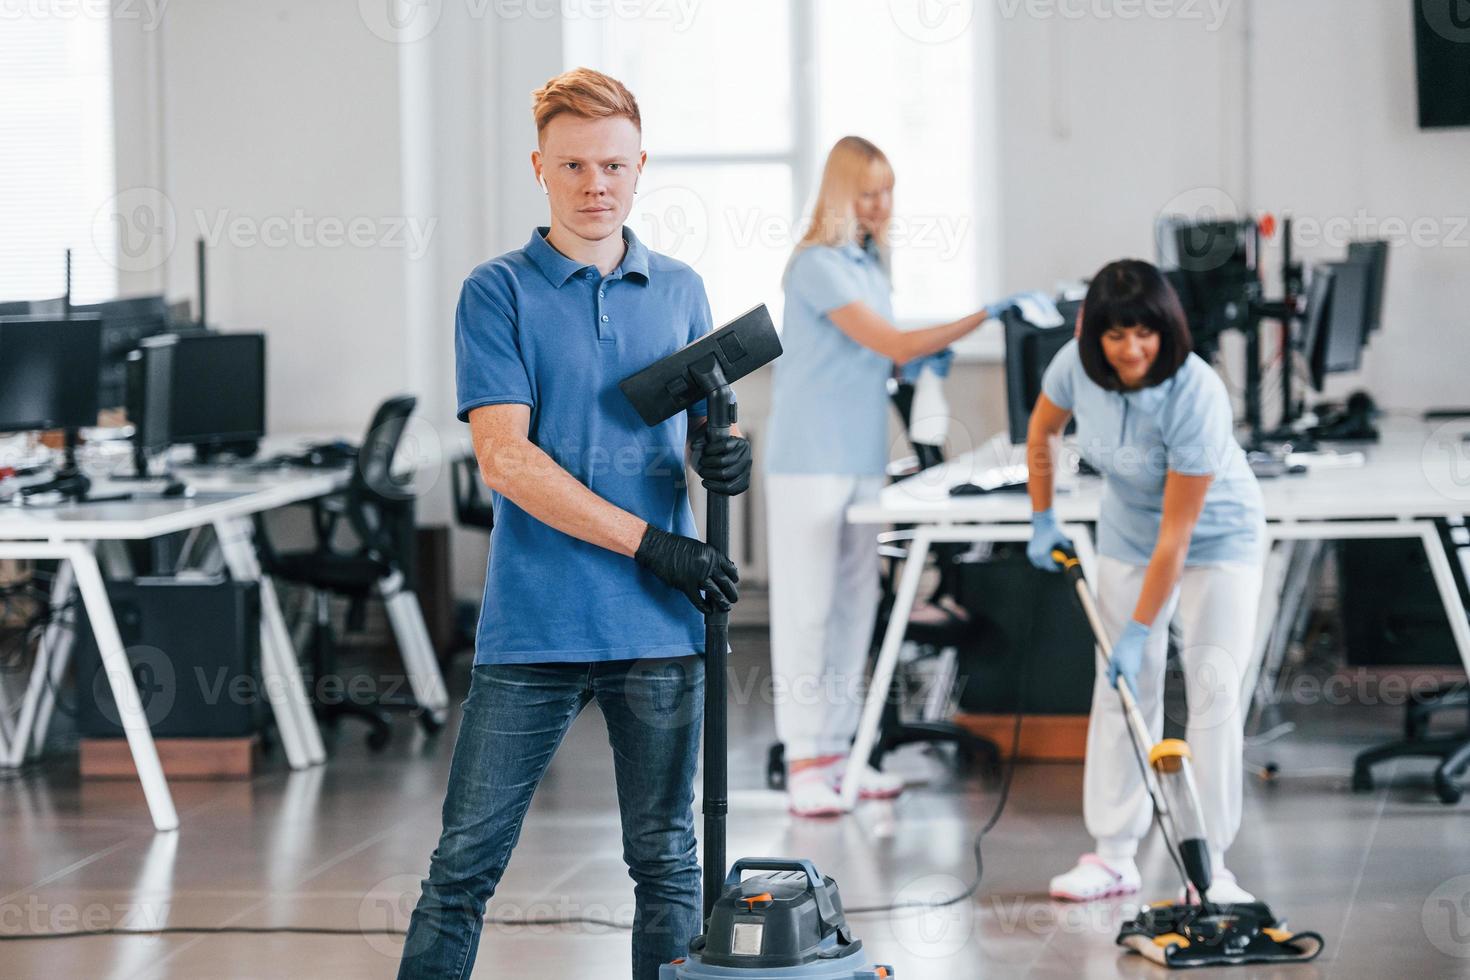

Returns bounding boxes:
[539,174,548,194]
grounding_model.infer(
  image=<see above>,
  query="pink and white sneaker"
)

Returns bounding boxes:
[1049,854,1142,902]
[787,768,846,818]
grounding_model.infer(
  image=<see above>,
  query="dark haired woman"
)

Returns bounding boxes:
[1026,259,1264,904]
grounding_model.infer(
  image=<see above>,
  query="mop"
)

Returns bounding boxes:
[1054,548,1325,969]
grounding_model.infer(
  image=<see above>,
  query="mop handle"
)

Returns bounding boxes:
[1051,548,1167,811]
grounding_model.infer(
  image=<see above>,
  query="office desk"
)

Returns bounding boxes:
[0,445,450,831]
[837,420,1470,810]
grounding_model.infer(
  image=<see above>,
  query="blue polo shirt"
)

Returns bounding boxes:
[455,226,710,664]
[1041,339,1264,566]
[764,241,894,476]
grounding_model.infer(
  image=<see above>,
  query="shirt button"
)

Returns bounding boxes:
[584,270,595,280]
[601,314,609,322]
[598,290,605,298]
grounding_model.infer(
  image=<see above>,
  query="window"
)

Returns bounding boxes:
[0,14,118,304]
[570,5,796,326]
[812,0,988,324]
[566,1,997,340]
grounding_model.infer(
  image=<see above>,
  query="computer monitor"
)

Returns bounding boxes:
[166,299,197,331]
[168,332,267,457]
[126,336,177,456]
[1346,240,1389,335]
[1322,259,1374,374]
[1298,266,1336,392]
[0,314,103,433]
[69,295,171,410]
[1303,259,1376,388]
[1003,303,1079,445]
[1156,216,1256,355]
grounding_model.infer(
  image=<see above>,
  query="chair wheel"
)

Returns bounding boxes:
[1435,773,1463,805]
[419,711,445,736]
[954,743,977,773]
[366,727,391,751]
[1351,766,1374,793]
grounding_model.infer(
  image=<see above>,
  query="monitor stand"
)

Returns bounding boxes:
[193,439,261,464]
[18,431,92,502]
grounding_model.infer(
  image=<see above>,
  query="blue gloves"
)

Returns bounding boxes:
[1107,620,1151,695]
[1026,509,1074,572]
[899,347,955,384]
[984,294,1021,320]
[986,290,1061,324]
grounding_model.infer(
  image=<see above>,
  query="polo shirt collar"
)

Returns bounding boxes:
[836,235,883,265]
[525,225,651,287]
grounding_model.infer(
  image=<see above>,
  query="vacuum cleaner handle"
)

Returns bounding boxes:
[724,857,824,892]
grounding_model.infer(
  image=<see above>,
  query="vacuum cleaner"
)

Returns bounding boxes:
[620,305,894,979]
[1054,547,1324,969]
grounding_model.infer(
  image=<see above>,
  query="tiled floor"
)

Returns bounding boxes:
[3,625,1469,979]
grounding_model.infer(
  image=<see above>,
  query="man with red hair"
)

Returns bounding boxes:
[398,68,750,980]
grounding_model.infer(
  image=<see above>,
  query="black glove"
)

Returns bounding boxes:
[689,424,752,496]
[634,525,740,613]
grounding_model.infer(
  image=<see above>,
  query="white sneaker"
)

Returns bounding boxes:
[830,761,905,800]
[787,769,846,818]
[1182,868,1256,905]
[1049,854,1142,902]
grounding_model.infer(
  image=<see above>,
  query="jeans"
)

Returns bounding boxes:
[397,656,704,980]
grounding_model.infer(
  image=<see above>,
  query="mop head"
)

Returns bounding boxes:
[1117,900,1324,968]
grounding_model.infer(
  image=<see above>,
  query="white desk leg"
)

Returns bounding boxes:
[9,561,77,766]
[378,570,449,722]
[67,546,178,833]
[1243,532,1288,724]
[212,517,325,768]
[1418,521,1470,673]
[0,660,13,756]
[840,527,933,812]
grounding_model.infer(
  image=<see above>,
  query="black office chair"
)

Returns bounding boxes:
[256,395,440,750]
[867,379,1000,775]
[1348,524,1470,804]
[764,379,1000,790]
[1353,683,1470,804]
[451,453,495,532]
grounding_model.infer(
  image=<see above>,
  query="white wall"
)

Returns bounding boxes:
[146,2,411,437]
[987,0,1470,417]
[1248,0,1470,412]
[993,3,1247,292]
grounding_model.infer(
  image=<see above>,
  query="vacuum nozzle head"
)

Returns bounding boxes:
[619,304,781,427]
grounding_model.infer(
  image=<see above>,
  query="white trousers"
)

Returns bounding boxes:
[1084,555,1264,866]
[765,473,885,760]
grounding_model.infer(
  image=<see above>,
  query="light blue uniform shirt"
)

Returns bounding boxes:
[455,226,709,664]
[765,242,894,476]
[1041,339,1264,566]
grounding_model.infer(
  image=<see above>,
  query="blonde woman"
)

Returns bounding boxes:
[764,136,1032,817]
